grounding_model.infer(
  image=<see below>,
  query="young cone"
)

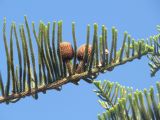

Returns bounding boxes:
[59,42,74,76]
[76,44,92,73]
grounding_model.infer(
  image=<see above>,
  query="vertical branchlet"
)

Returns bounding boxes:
[127,35,131,58]
[32,22,43,85]
[72,22,77,74]
[109,27,115,64]
[52,21,60,80]
[88,23,97,73]
[21,25,31,92]
[132,39,135,57]
[47,22,57,81]
[39,22,47,85]
[24,16,38,98]
[19,26,27,92]
[10,23,16,93]
[102,25,106,67]
[119,32,128,62]
[99,35,103,67]
[15,66,19,93]
[3,18,11,98]
[104,27,109,66]
[40,22,53,84]
[114,29,118,62]
[57,21,64,77]
[84,24,90,71]
[43,24,54,83]
[0,72,5,97]
[138,41,142,59]
[95,25,99,67]
[13,23,23,92]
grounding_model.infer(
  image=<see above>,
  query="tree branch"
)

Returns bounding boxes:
[0,51,151,103]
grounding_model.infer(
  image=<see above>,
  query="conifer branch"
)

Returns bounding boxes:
[0,16,159,104]
[94,80,160,120]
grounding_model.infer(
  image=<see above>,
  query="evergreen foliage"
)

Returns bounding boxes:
[0,16,160,119]
[94,80,160,120]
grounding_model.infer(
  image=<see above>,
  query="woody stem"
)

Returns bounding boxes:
[66,60,72,76]
[76,61,84,73]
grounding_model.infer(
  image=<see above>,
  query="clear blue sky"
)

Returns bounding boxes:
[0,0,160,120]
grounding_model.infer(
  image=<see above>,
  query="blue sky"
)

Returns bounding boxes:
[0,0,160,120]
